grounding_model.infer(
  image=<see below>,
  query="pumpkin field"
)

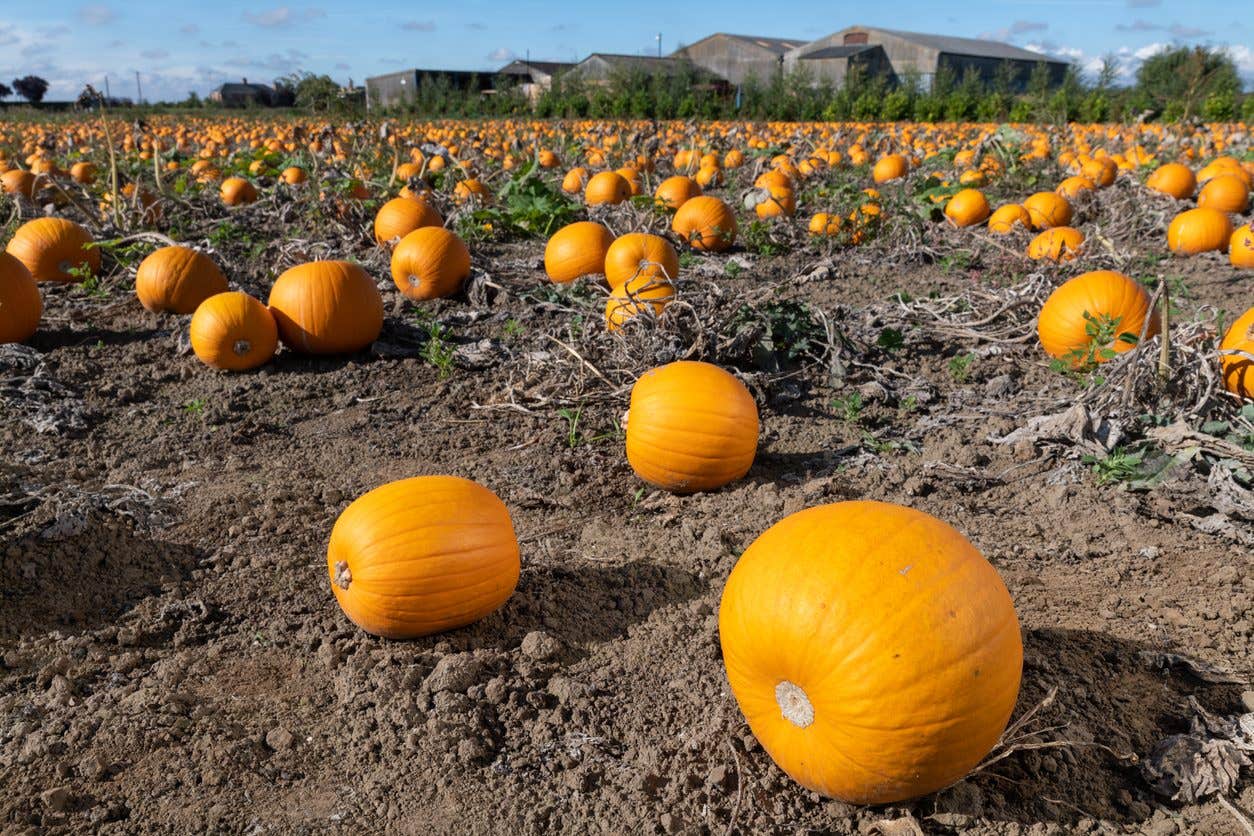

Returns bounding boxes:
[1,115,1252,834]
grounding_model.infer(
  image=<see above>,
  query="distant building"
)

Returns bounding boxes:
[794,44,895,87]
[785,26,1069,90]
[365,69,494,109]
[496,60,575,99]
[564,53,726,89]
[208,79,275,107]
[671,33,806,85]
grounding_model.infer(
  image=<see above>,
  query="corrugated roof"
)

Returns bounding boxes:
[571,53,726,81]
[497,60,575,76]
[799,45,878,60]
[864,26,1068,63]
[719,33,808,55]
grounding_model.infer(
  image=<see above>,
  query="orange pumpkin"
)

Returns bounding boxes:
[267,261,384,354]
[373,197,444,247]
[453,178,491,205]
[5,218,100,283]
[672,196,737,252]
[1056,176,1095,200]
[327,475,520,639]
[719,500,1022,804]
[604,233,679,290]
[189,291,278,371]
[871,154,909,184]
[654,175,702,210]
[1,169,36,198]
[135,246,229,314]
[1196,174,1250,214]
[390,227,471,301]
[220,176,258,206]
[625,361,758,493]
[544,221,614,284]
[1145,163,1195,200]
[944,189,990,227]
[1038,270,1158,365]
[0,252,42,344]
[69,161,97,185]
[280,166,307,185]
[1231,224,1254,269]
[605,275,675,330]
[1023,192,1072,229]
[987,204,1031,235]
[808,213,843,237]
[1167,207,1233,255]
[1027,227,1085,262]
[584,171,632,205]
[1219,307,1254,398]
[561,167,588,194]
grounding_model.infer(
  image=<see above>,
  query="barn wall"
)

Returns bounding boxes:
[675,35,783,85]
[365,72,418,108]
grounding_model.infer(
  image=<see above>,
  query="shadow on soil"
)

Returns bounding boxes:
[0,512,204,639]
[926,627,1247,828]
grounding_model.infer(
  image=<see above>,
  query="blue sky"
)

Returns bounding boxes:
[0,1,1250,102]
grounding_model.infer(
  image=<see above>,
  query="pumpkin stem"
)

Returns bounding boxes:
[407,274,421,289]
[232,339,251,356]
[775,680,814,729]
[333,560,352,590]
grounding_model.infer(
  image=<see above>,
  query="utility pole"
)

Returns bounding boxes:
[135,71,143,104]
[656,33,662,58]
[104,75,110,99]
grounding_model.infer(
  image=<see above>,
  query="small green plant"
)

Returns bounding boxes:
[502,318,525,341]
[69,265,109,299]
[183,398,207,417]
[730,300,824,370]
[898,394,920,415]
[937,251,975,274]
[1083,448,1145,486]
[724,260,743,278]
[741,219,782,256]
[948,352,976,382]
[876,327,905,353]
[831,392,863,424]
[557,405,582,448]
[1055,311,1139,371]
[414,312,456,379]
[678,251,696,269]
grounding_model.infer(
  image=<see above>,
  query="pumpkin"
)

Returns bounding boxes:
[1167,207,1232,255]
[1056,176,1095,200]
[1219,307,1254,398]
[327,475,520,639]
[808,213,842,237]
[220,176,258,206]
[390,227,471,301]
[604,233,679,291]
[654,175,702,210]
[1026,227,1085,262]
[987,204,1031,235]
[584,171,632,206]
[1079,157,1116,188]
[561,167,588,194]
[538,149,561,168]
[1196,174,1250,215]
[751,183,797,219]
[1037,270,1158,365]
[280,166,307,185]
[719,500,1022,804]
[267,260,384,354]
[625,361,757,493]
[1145,163,1195,200]
[1198,157,1250,186]
[189,291,278,371]
[605,275,674,330]
[672,196,737,252]
[944,189,990,228]
[544,221,613,284]
[1231,224,1254,269]
[70,161,97,185]
[5,218,100,283]
[871,154,908,184]
[453,178,491,205]
[1,169,36,198]
[135,245,229,314]
[373,197,444,247]
[0,252,42,344]
[1022,192,1072,229]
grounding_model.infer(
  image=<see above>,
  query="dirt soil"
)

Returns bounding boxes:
[2,210,1252,835]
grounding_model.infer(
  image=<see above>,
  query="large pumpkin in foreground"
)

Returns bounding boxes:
[0,252,42,344]
[544,221,613,284]
[5,218,100,282]
[328,475,520,639]
[1220,307,1254,399]
[267,260,384,354]
[135,245,229,314]
[1037,271,1158,365]
[626,361,758,493]
[672,196,737,252]
[719,501,1023,804]
[190,291,278,371]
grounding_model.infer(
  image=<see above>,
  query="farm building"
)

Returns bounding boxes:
[208,80,275,107]
[365,69,495,109]
[671,33,806,85]
[785,26,1069,90]
[496,60,576,99]
[563,54,726,89]
[794,44,895,87]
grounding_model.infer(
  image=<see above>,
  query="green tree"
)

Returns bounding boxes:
[1135,45,1240,120]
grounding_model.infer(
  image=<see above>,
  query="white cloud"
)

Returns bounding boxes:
[486,48,515,63]
[78,4,115,25]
